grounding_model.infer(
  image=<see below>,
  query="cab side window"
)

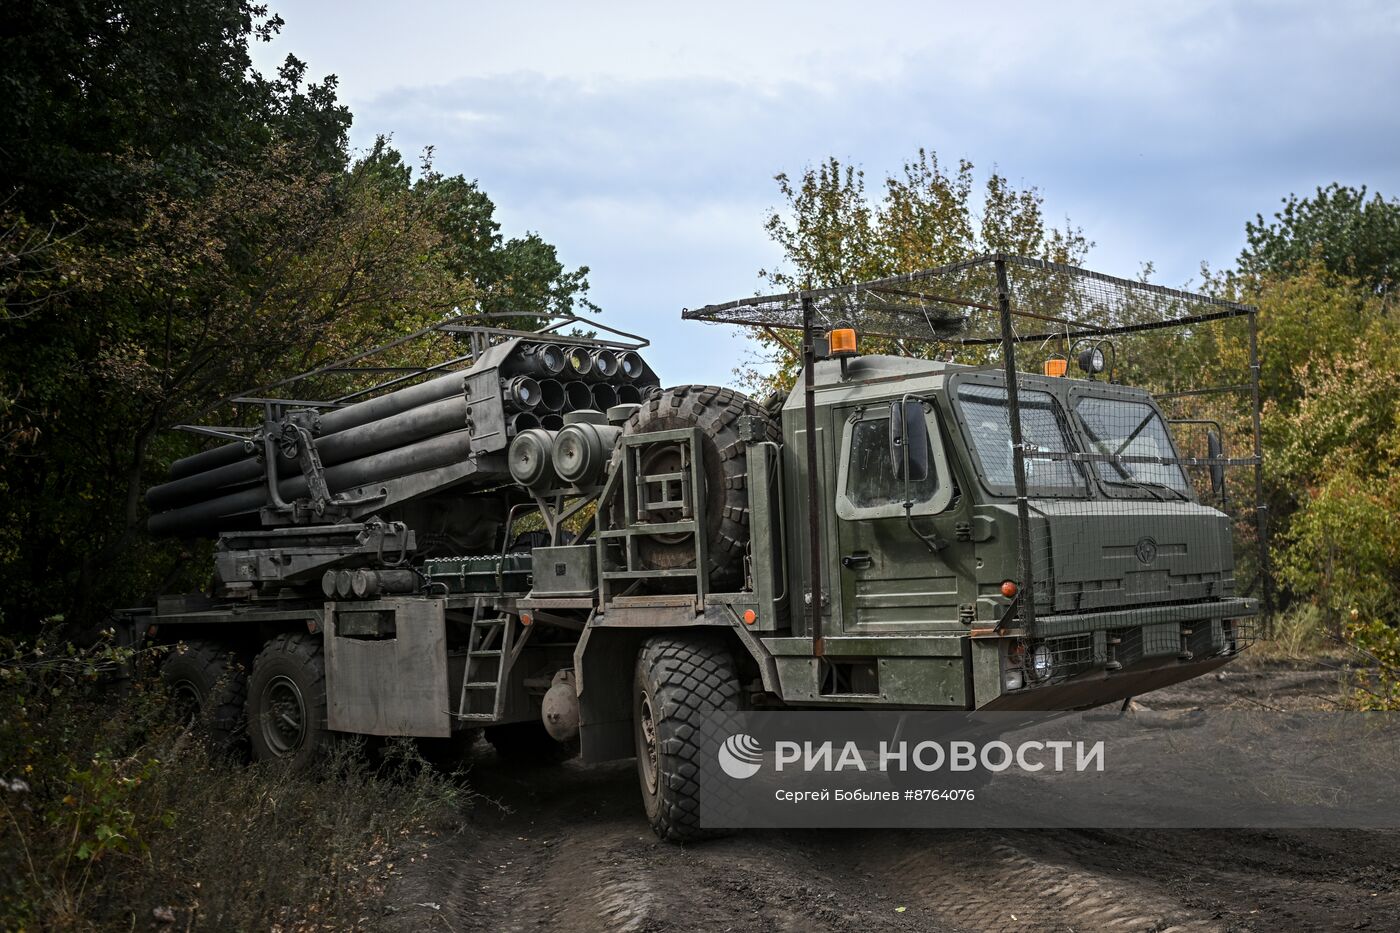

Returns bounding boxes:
[845,416,938,508]
[837,408,952,520]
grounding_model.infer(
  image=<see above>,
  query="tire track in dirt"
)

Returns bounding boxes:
[1040,828,1400,932]
[424,760,666,932]
[854,831,1220,932]
[393,755,1214,932]
[388,669,1399,932]
[393,757,945,932]
[391,755,1400,933]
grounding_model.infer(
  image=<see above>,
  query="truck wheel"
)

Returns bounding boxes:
[484,721,574,766]
[161,639,248,758]
[620,385,778,588]
[634,633,740,842]
[247,633,332,771]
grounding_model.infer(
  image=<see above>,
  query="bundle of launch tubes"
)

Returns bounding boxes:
[146,328,660,538]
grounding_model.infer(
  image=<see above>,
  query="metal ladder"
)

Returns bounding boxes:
[457,608,515,722]
[596,426,709,605]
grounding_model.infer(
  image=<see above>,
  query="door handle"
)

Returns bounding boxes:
[841,552,872,570]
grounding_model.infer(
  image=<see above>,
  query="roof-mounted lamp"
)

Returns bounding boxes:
[828,326,858,378]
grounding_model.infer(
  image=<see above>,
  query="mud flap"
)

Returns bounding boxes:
[324,597,451,737]
[574,625,647,763]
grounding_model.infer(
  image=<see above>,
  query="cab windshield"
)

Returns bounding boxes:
[1072,395,1190,495]
[954,383,1086,494]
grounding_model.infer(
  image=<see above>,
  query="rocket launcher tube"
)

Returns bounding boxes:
[148,428,476,537]
[591,348,620,379]
[538,379,566,412]
[503,375,543,411]
[618,350,644,381]
[167,367,470,480]
[147,395,470,511]
[591,383,618,411]
[563,381,593,411]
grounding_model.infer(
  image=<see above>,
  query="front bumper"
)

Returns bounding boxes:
[1015,596,1258,639]
[991,597,1258,710]
[985,653,1235,711]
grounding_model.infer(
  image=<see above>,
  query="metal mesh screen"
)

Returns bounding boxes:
[1009,303,1266,671]
[684,254,1252,349]
[689,254,1266,681]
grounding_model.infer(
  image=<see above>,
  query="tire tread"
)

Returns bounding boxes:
[625,385,779,586]
[637,633,740,842]
[162,639,249,757]
[247,632,330,768]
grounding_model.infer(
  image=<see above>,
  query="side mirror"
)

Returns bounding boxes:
[889,399,929,483]
[1207,430,1226,504]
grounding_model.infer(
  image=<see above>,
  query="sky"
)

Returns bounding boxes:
[252,1,1400,388]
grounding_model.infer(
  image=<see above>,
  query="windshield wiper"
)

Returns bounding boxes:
[1102,479,1188,501]
[1134,480,1189,501]
[1112,413,1156,457]
[1077,421,1135,482]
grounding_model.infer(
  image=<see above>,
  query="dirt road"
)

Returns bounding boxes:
[388,665,1400,932]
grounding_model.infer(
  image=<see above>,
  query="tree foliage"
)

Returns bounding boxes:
[1272,316,1400,620]
[1239,183,1400,298]
[744,150,1088,391]
[0,1,592,629]
[1219,198,1400,701]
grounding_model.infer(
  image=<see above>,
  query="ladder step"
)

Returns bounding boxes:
[458,614,516,723]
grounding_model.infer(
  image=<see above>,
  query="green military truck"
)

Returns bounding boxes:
[125,256,1266,840]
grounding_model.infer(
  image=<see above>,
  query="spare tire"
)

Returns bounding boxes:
[616,385,778,588]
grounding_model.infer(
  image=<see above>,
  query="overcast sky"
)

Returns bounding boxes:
[252,1,1400,387]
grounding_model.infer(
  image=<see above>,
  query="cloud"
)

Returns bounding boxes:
[257,0,1400,386]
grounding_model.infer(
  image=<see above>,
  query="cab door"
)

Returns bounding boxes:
[832,401,967,633]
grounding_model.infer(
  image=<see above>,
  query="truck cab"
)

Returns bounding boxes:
[765,353,1254,713]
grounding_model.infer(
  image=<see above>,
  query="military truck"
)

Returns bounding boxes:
[125,256,1266,840]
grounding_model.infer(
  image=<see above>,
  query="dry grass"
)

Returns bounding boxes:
[1,640,472,931]
[1236,604,1350,667]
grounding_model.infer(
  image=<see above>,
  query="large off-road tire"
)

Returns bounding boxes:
[484,721,575,766]
[634,633,741,843]
[246,632,333,771]
[620,385,778,588]
[161,639,248,758]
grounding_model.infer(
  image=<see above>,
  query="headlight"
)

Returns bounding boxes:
[1031,643,1054,681]
[1077,345,1106,374]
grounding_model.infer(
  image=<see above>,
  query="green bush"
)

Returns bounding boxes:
[1277,471,1400,627]
[1344,618,1400,711]
[0,631,469,931]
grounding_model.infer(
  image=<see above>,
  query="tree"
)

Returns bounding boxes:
[0,2,594,629]
[0,1,350,221]
[362,142,596,323]
[1206,179,1400,694]
[1272,314,1400,619]
[1238,184,1400,298]
[1270,312,1400,707]
[744,150,1089,390]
